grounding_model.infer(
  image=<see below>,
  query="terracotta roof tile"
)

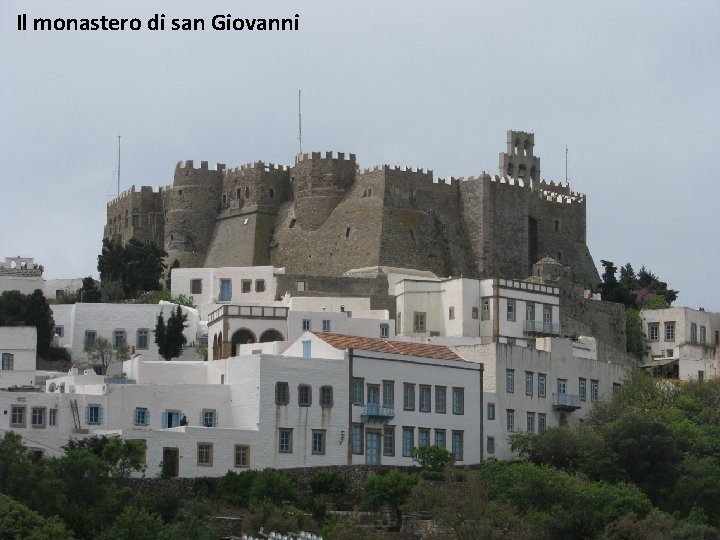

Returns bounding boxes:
[313,332,463,361]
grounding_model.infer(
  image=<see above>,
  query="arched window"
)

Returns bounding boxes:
[259,329,285,343]
[530,165,537,181]
[517,164,526,180]
[231,328,257,356]
[506,163,514,178]
[514,138,520,155]
[523,139,529,156]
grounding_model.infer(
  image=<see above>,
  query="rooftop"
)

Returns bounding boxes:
[313,332,463,361]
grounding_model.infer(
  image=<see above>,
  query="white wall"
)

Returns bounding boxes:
[0,326,37,387]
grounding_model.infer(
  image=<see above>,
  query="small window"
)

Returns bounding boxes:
[472,307,479,319]
[452,387,464,415]
[1,353,13,370]
[452,430,464,461]
[49,408,57,426]
[665,322,675,341]
[383,381,394,407]
[538,373,547,398]
[279,428,293,453]
[591,380,599,402]
[10,405,25,427]
[298,384,312,407]
[113,330,126,349]
[506,369,515,393]
[418,428,430,447]
[435,429,446,449]
[352,424,363,454]
[345,227,351,238]
[487,436,495,455]
[482,299,490,320]
[244,186,250,198]
[506,410,515,432]
[55,326,64,338]
[296,280,307,292]
[506,300,516,322]
[700,326,707,344]
[289,218,297,228]
[322,320,331,332]
[222,193,228,205]
[201,409,218,427]
[413,312,426,333]
[312,430,326,455]
[197,442,213,466]
[86,404,103,425]
[380,324,389,338]
[419,385,431,413]
[302,319,311,331]
[435,386,446,414]
[255,279,266,292]
[136,329,149,350]
[241,280,252,293]
[691,323,698,343]
[134,407,149,426]
[525,372,534,396]
[554,219,560,232]
[320,385,333,408]
[403,383,415,411]
[31,407,46,428]
[234,444,250,467]
[527,412,536,433]
[487,402,495,420]
[84,331,97,346]
[648,323,659,341]
[275,382,289,405]
[449,306,455,320]
[352,378,364,405]
[402,427,414,457]
[579,378,587,401]
[539,413,547,433]
[557,379,567,394]
[219,279,232,301]
[384,426,395,456]
[191,279,202,294]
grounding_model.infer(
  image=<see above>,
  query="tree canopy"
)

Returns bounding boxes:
[97,238,167,299]
[600,260,678,309]
[0,289,55,358]
[155,305,188,360]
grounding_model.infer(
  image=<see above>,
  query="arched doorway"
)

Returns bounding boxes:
[259,329,285,343]
[231,328,257,356]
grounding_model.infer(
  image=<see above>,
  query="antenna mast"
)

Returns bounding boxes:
[117,134,121,197]
[298,90,302,154]
[564,145,568,184]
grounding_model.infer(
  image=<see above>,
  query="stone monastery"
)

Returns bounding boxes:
[105,130,599,289]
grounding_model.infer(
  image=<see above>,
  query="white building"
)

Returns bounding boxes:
[640,307,720,380]
[0,326,37,388]
[396,276,560,346]
[0,332,482,476]
[454,336,626,460]
[0,256,85,300]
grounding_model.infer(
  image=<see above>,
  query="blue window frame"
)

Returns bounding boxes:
[134,407,149,426]
[86,404,103,425]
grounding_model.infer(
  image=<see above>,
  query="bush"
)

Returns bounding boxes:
[412,445,455,472]
[309,472,348,495]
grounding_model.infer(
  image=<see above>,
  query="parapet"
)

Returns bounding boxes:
[224,161,291,173]
[360,164,433,176]
[296,151,356,163]
[176,160,226,172]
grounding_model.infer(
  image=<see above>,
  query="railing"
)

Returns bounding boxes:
[552,393,581,410]
[523,320,561,335]
[361,403,395,423]
[208,305,289,323]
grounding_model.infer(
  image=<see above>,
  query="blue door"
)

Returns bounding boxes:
[163,411,181,428]
[366,432,381,465]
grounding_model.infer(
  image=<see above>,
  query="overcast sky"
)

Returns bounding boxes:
[1,0,718,310]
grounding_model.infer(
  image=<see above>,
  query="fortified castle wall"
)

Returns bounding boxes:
[105,131,599,288]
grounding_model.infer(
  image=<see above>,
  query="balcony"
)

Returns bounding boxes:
[360,403,395,423]
[523,319,561,336]
[208,304,289,324]
[552,393,581,411]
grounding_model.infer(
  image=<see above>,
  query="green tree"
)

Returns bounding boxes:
[0,289,55,358]
[98,506,181,540]
[155,305,188,360]
[0,493,73,540]
[78,276,102,303]
[362,469,418,531]
[98,237,167,299]
[626,307,649,359]
[411,445,455,472]
[84,335,130,374]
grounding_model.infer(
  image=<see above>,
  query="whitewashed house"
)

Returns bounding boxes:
[0,326,37,388]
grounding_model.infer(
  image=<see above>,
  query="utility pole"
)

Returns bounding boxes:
[298,90,302,154]
[117,134,121,197]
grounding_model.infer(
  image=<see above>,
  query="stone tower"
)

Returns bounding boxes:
[499,130,540,182]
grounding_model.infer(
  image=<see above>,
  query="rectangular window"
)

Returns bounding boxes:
[506,409,515,432]
[219,279,232,301]
[452,387,464,415]
[648,323,659,341]
[234,444,250,468]
[506,369,515,393]
[275,382,289,405]
[487,402,495,420]
[557,379,567,394]
[526,302,535,321]
[279,428,293,453]
[55,325,64,338]
[383,426,395,456]
[539,413,547,433]
[382,381,394,408]
[403,383,415,411]
[31,407,46,428]
[322,320,331,332]
[579,378,587,401]
[665,322,675,341]
[435,429,446,449]
[691,323,698,343]
[10,405,25,427]
[418,428,430,447]
[413,312,426,332]
[86,404,102,425]
[367,385,380,405]
[449,306,455,320]
[380,324,389,338]
[435,386,446,414]
[302,340,311,358]
[472,307,479,319]
[136,329,149,350]
[419,385,431,412]
[255,279,266,292]
[298,384,312,407]
[296,280,307,292]
[527,412,535,433]
[113,330,126,349]
[543,305,552,324]
[84,330,97,346]
[487,436,495,455]
[190,279,202,294]
[312,430,326,455]
[700,326,707,344]
[134,407,149,426]
[197,442,213,466]
[49,408,57,426]
[525,372,534,396]
[539,373,546,397]
[482,299,490,320]
[452,431,464,461]
[302,319,311,331]
[352,424,363,454]
[402,427,414,457]
[352,378,364,405]
[507,300,516,321]
[320,385,333,408]
[241,280,252,293]
[202,409,218,427]
[591,380,599,401]
[1,353,13,370]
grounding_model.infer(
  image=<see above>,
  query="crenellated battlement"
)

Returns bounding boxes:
[224,161,291,174]
[360,164,433,176]
[176,160,226,172]
[296,151,356,163]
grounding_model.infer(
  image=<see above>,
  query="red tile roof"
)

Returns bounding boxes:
[313,332,464,361]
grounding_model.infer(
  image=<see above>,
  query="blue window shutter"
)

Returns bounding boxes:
[99,407,103,425]
[161,412,168,429]
[85,406,90,424]
[214,411,218,427]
